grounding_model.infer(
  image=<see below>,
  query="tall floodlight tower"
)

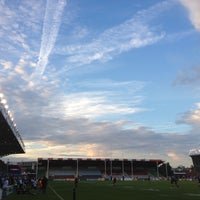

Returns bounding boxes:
[189,148,200,174]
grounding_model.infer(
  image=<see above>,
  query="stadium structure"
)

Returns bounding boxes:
[0,93,25,157]
[189,148,200,174]
[0,93,166,181]
[37,158,164,181]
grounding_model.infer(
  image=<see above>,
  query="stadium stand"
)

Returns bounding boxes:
[0,94,25,157]
[37,158,163,181]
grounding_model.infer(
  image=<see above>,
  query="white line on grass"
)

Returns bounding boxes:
[185,193,200,196]
[49,185,65,200]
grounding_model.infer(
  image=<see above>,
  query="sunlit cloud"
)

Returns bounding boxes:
[167,152,181,161]
[180,0,200,32]
[18,79,145,120]
[176,103,200,128]
[1,61,13,70]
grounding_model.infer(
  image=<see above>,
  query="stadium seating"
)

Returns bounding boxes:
[37,158,163,181]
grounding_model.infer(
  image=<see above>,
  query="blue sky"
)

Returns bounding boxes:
[0,0,200,167]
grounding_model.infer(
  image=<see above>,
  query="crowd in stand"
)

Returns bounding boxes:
[0,174,48,198]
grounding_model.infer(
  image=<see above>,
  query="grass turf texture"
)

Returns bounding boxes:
[5,180,200,200]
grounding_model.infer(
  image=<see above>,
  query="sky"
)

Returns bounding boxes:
[0,0,200,167]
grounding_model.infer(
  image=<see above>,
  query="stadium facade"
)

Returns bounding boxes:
[0,93,25,157]
[189,148,200,174]
[37,158,164,181]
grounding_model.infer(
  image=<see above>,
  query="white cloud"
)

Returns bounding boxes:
[14,115,195,166]
[12,79,145,120]
[167,152,181,161]
[55,24,164,70]
[177,103,200,128]
[180,0,200,31]
[1,61,12,70]
[53,1,175,72]
[60,94,140,118]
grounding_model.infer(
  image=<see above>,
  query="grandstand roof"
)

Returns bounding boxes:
[0,103,25,157]
[189,148,200,156]
[38,158,164,164]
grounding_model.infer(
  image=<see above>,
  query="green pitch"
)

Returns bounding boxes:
[5,180,200,200]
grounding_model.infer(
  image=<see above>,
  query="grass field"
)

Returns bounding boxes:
[5,180,200,200]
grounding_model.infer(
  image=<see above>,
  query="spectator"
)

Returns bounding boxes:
[2,177,9,198]
[42,176,48,194]
[38,178,43,192]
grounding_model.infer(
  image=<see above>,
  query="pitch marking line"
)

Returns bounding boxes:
[185,193,200,196]
[49,185,65,200]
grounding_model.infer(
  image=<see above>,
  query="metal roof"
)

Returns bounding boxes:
[0,105,25,157]
[38,158,164,163]
[189,148,200,156]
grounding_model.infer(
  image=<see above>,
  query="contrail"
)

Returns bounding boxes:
[31,0,66,80]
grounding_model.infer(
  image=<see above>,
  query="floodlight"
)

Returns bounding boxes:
[1,98,7,104]
[0,93,4,98]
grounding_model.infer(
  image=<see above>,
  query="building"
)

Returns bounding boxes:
[0,93,25,157]
[189,148,200,175]
[37,158,164,181]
